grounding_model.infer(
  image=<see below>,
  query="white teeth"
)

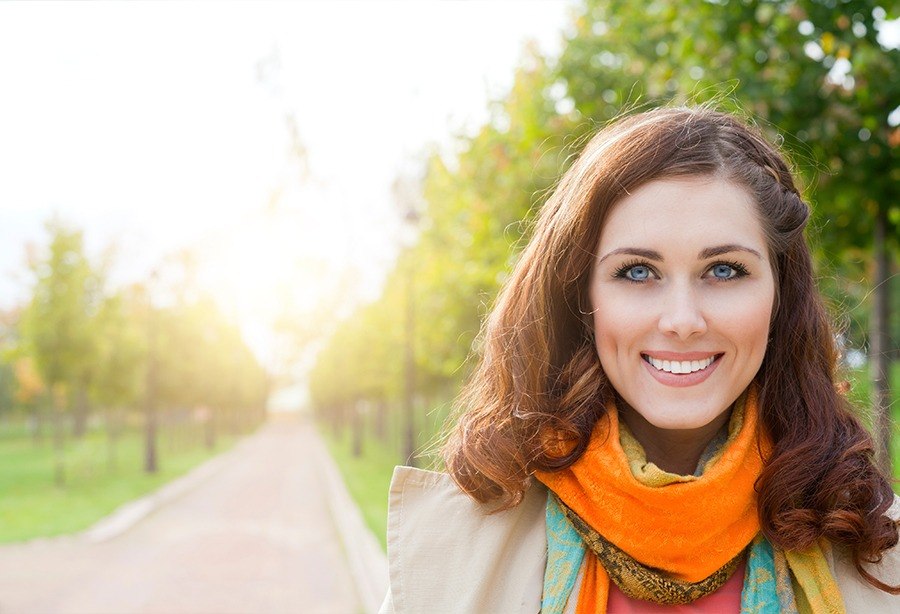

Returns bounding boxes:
[644,355,716,374]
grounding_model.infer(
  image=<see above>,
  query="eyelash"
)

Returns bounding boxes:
[714,260,751,279]
[611,259,750,283]
[612,260,653,283]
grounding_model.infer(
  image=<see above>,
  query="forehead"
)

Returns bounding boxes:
[596,176,766,254]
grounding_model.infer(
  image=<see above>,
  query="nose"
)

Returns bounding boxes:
[657,282,708,339]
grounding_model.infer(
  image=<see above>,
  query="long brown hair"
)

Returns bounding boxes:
[442,107,898,592]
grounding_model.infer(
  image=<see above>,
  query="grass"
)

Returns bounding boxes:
[325,366,900,551]
[0,419,243,543]
[842,361,900,474]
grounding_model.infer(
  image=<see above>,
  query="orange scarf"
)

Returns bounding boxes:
[535,387,771,611]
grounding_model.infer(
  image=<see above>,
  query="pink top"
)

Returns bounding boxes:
[605,560,745,613]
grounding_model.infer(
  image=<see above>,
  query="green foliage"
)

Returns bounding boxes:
[0,361,14,418]
[92,289,146,409]
[413,50,573,385]
[309,0,898,468]
[309,293,403,409]
[20,220,100,394]
[310,46,579,417]
[0,312,16,416]
[843,361,900,473]
[152,297,265,412]
[15,219,270,418]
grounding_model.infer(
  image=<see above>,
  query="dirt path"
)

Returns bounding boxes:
[0,415,360,614]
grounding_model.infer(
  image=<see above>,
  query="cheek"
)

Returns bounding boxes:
[590,299,645,362]
[711,288,774,357]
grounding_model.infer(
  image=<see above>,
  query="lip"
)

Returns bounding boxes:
[641,353,723,388]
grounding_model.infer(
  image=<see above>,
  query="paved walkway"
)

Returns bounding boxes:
[0,415,362,614]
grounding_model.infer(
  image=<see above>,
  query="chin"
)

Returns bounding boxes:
[646,415,720,431]
[630,399,726,432]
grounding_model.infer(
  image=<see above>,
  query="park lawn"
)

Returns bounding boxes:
[0,423,239,543]
[325,366,900,552]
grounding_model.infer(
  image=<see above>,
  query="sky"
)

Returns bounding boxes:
[0,0,575,365]
[3,2,894,380]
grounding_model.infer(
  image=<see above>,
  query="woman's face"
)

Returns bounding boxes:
[588,176,776,431]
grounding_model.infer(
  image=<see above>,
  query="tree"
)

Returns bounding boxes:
[92,287,146,471]
[308,46,578,452]
[13,356,45,443]
[20,220,100,485]
[410,45,575,392]
[0,309,19,424]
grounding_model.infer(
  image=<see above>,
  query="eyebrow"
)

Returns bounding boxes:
[597,244,763,264]
[598,247,662,264]
[699,244,763,260]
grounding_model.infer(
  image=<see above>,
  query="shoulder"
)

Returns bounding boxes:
[832,495,900,612]
[383,466,547,614]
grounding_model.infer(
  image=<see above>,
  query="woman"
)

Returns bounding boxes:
[379,108,899,613]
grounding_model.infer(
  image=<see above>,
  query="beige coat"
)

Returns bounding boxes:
[380,466,900,614]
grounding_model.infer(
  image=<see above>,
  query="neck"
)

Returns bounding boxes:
[618,403,732,475]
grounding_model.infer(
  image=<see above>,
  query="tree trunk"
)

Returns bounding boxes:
[105,407,119,473]
[144,310,158,474]
[52,393,66,487]
[72,384,89,438]
[30,401,44,446]
[352,402,363,458]
[404,259,417,467]
[144,395,158,473]
[374,398,387,443]
[332,404,344,438]
[871,205,893,476]
[205,409,216,450]
[164,408,175,453]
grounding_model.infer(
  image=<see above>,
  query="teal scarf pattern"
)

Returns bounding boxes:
[541,494,798,613]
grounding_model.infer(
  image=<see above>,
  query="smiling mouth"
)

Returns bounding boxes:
[641,354,723,375]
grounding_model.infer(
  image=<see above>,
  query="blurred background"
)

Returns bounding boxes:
[0,0,897,612]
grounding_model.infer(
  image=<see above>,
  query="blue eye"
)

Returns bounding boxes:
[613,262,654,282]
[627,265,651,281]
[707,261,750,281]
[712,264,736,279]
